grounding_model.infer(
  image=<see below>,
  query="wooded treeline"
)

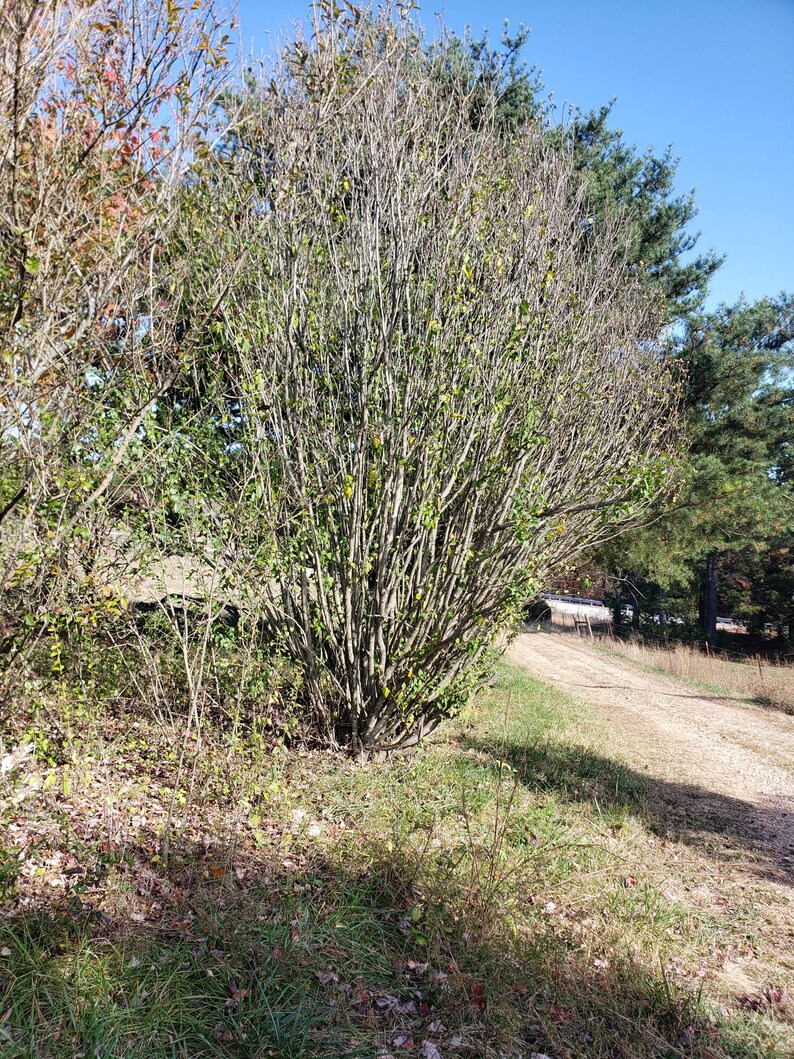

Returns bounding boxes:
[1,0,790,758]
[480,30,793,646]
[488,37,793,646]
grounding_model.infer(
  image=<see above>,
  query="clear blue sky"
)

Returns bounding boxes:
[235,0,794,310]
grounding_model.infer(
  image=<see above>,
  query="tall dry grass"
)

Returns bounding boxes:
[601,636,794,713]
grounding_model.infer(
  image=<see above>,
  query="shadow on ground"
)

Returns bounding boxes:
[460,732,794,887]
[0,824,783,1059]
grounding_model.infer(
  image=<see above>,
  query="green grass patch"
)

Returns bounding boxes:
[1,663,792,1057]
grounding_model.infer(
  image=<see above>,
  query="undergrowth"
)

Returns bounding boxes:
[1,665,792,1057]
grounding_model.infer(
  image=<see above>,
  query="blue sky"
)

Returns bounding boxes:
[235,0,793,310]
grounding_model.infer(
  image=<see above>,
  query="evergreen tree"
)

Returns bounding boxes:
[449,27,722,319]
[600,294,794,641]
[548,104,722,321]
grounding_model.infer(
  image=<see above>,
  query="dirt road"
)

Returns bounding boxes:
[508,631,794,882]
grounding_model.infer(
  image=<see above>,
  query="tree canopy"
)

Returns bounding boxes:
[599,293,793,639]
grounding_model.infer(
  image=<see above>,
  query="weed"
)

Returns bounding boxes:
[591,632,793,713]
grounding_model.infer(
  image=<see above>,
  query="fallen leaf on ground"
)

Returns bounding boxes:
[315,969,339,986]
[470,982,486,1010]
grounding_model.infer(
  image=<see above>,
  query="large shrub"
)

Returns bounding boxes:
[194,4,678,755]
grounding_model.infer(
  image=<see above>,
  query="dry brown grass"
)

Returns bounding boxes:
[598,636,794,714]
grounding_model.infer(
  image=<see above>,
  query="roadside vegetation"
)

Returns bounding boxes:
[1,2,792,1056]
[596,635,794,715]
[547,618,794,715]
[3,663,793,1058]
[0,0,678,759]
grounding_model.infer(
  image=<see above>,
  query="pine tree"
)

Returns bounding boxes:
[600,294,794,641]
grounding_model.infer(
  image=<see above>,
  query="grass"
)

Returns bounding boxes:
[1,664,793,1057]
[574,627,794,714]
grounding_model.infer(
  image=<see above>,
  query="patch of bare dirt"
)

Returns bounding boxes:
[508,630,794,883]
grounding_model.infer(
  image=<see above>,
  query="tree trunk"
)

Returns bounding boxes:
[627,571,641,632]
[611,590,623,630]
[702,553,718,645]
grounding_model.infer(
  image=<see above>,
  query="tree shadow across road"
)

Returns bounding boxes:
[460,732,794,887]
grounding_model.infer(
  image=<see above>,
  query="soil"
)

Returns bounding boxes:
[508,629,794,883]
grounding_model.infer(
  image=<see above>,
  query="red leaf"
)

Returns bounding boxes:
[470,982,487,1010]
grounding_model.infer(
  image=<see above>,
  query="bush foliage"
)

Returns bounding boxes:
[1,1,678,754]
